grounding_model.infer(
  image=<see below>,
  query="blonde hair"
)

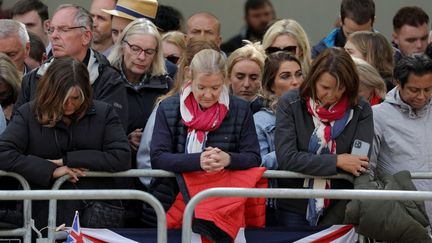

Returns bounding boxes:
[353,57,386,99]
[262,19,312,74]
[162,31,186,53]
[0,53,21,104]
[226,41,266,82]
[190,49,226,82]
[347,31,394,79]
[108,18,166,76]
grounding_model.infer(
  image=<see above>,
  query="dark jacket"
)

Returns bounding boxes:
[345,171,431,242]
[15,49,129,132]
[0,100,131,229]
[142,94,261,226]
[275,89,374,216]
[123,73,173,134]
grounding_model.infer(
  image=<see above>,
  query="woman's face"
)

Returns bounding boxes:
[269,34,301,56]
[123,33,157,76]
[315,72,346,107]
[344,40,365,60]
[192,72,224,109]
[63,87,82,116]
[230,59,261,101]
[272,60,303,97]
[162,40,182,65]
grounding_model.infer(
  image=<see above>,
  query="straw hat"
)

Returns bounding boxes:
[102,0,158,21]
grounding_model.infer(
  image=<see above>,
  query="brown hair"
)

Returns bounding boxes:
[34,57,92,127]
[0,53,21,107]
[262,52,302,111]
[299,47,359,107]
[347,31,394,79]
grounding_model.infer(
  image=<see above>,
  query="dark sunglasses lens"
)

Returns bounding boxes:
[284,46,297,53]
[166,55,180,64]
[266,47,279,54]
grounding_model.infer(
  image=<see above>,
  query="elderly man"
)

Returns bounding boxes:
[15,4,128,130]
[90,0,116,56]
[0,20,30,76]
[371,54,432,221]
[186,12,222,46]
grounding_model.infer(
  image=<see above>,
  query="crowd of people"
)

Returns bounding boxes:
[0,0,431,241]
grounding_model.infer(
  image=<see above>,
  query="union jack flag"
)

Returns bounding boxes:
[66,211,105,243]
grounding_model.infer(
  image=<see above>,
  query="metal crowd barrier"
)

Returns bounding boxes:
[182,188,432,242]
[0,171,32,242]
[0,189,166,243]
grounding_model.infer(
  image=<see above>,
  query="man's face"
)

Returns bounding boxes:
[111,16,132,44]
[245,4,274,34]
[90,0,115,45]
[49,7,91,60]
[0,35,29,73]
[393,23,429,56]
[341,17,373,38]
[399,73,432,110]
[13,10,48,46]
[187,14,221,46]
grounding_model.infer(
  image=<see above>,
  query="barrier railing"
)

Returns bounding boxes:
[0,171,32,242]
[182,188,432,242]
[0,190,166,243]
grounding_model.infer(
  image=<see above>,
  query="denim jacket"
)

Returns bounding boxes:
[253,108,277,170]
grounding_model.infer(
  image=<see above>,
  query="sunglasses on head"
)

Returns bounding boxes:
[166,55,180,64]
[266,46,297,55]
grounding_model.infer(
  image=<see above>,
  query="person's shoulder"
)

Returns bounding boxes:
[280,89,301,105]
[229,95,250,110]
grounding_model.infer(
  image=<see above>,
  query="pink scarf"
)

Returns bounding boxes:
[180,82,229,153]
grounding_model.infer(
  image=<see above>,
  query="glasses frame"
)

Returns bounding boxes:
[122,40,157,57]
[47,26,87,35]
[266,46,297,55]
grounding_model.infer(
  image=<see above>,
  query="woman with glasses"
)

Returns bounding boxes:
[226,42,266,113]
[262,19,312,75]
[109,18,173,154]
[161,31,186,65]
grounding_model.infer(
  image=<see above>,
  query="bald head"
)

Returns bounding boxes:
[186,12,222,46]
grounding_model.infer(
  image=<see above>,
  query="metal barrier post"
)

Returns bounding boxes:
[0,190,166,243]
[181,188,432,242]
[0,171,32,242]
[48,170,175,242]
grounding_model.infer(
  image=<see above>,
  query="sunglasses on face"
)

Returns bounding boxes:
[166,55,180,64]
[266,46,297,55]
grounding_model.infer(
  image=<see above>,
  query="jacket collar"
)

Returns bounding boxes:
[37,49,100,85]
[385,87,431,119]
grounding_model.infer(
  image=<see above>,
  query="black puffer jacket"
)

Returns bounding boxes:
[345,171,431,242]
[16,49,129,131]
[0,100,131,229]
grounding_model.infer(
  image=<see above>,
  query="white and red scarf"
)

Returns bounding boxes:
[180,82,229,153]
[305,95,353,226]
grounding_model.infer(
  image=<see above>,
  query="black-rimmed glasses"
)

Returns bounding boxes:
[123,40,156,56]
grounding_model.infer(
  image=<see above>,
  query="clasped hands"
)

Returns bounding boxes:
[200,147,231,173]
[48,158,86,183]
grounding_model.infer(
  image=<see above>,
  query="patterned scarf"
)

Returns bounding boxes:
[180,82,229,153]
[305,95,353,226]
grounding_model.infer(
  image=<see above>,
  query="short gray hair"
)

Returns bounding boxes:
[0,19,29,47]
[55,4,93,32]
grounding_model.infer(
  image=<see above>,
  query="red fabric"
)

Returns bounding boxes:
[306,95,349,144]
[182,91,228,143]
[167,167,267,239]
[370,94,381,106]
[310,225,354,243]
